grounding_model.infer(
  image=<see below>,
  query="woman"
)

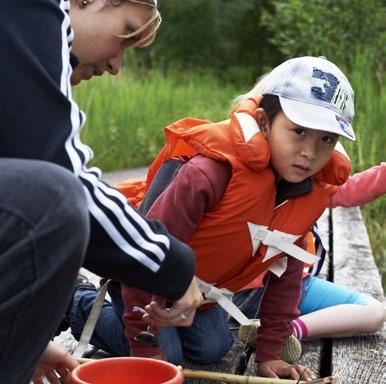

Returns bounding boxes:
[0,2,202,384]
[69,0,161,85]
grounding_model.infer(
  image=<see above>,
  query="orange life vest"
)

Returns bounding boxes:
[117,97,350,293]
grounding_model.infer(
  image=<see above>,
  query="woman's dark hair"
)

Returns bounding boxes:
[260,95,282,124]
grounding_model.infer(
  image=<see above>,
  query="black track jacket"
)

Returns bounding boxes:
[0,0,195,300]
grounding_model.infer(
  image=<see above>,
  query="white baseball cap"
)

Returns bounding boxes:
[261,56,356,141]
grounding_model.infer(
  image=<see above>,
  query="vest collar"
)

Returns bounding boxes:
[275,177,312,206]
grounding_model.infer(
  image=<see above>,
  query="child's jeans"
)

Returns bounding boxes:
[70,274,370,364]
[71,285,234,364]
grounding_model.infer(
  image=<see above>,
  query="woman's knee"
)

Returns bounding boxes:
[0,159,88,228]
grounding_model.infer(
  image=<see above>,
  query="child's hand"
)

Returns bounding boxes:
[256,360,316,381]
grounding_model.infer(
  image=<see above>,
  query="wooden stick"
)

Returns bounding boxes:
[76,357,94,364]
[75,358,339,384]
[182,369,340,384]
[181,368,306,384]
[308,374,340,383]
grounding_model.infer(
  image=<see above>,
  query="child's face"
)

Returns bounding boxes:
[263,111,338,183]
[70,1,155,85]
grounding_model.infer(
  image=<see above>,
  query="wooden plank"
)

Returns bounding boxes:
[296,210,331,374]
[330,207,384,384]
[332,207,383,301]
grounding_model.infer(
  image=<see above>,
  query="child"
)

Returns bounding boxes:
[71,56,361,381]
[70,159,385,376]
[231,76,385,345]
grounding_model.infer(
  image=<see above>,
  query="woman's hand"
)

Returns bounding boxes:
[256,360,316,381]
[143,277,203,327]
[33,341,78,384]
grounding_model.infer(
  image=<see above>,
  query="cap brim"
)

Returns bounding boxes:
[279,97,356,141]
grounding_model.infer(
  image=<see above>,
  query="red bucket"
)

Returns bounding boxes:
[71,357,184,384]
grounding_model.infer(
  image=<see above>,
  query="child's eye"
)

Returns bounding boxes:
[322,135,337,145]
[294,128,306,136]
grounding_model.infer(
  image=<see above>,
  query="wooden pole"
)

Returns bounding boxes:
[182,368,304,383]
[182,369,339,384]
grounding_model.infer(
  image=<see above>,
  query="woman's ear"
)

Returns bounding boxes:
[255,108,270,138]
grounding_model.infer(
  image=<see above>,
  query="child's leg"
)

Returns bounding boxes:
[159,327,183,364]
[71,288,130,356]
[176,304,234,364]
[294,277,384,338]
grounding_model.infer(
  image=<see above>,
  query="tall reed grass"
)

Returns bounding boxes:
[74,70,238,171]
[73,60,385,287]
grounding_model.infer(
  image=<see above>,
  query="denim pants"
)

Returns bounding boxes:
[0,159,90,384]
[71,284,235,365]
[70,285,268,364]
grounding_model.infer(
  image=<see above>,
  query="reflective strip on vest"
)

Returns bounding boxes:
[248,223,320,277]
[195,225,320,325]
[195,277,253,326]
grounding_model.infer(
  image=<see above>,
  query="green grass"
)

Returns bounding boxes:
[73,61,385,289]
[341,53,386,290]
[74,69,239,171]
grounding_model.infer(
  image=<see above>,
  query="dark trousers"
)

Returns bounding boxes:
[0,159,90,384]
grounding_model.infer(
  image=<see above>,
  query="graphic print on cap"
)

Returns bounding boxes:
[311,68,350,114]
[335,115,354,139]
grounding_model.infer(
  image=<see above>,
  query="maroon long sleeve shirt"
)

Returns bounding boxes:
[122,155,304,361]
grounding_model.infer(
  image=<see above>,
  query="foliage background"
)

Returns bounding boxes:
[74,0,385,287]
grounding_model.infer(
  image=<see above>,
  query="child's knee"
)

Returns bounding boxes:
[366,298,385,333]
[187,333,234,364]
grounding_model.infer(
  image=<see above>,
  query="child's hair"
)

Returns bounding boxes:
[231,74,282,124]
[107,0,161,47]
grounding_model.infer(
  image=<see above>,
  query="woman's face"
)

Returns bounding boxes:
[70,0,155,85]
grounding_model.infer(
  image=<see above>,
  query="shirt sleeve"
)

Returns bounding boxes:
[0,0,193,300]
[122,286,162,358]
[255,257,304,362]
[120,155,231,355]
[329,163,386,208]
[147,155,232,241]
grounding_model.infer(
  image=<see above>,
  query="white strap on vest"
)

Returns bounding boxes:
[195,277,253,326]
[248,223,320,277]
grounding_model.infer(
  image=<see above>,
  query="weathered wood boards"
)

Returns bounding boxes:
[330,207,384,384]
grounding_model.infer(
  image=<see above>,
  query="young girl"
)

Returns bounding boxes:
[70,56,363,381]
[230,78,385,345]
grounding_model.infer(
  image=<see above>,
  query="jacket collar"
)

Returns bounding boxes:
[276,177,312,206]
